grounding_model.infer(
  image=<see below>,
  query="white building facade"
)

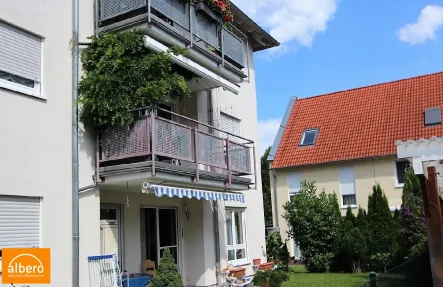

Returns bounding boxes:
[0,1,279,286]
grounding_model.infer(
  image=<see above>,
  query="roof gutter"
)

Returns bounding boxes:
[268,97,297,161]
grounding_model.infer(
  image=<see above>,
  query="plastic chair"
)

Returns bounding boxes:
[88,254,127,287]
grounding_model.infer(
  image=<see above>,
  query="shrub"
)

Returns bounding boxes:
[305,253,334,273]
[367,184,395,257]
[264,231,284,262]
[395,168,427,260]
[149,247,183,287]
[283,181,341,273]
[252,270,289,287]
[78,30,196,129]
[341,227,367,273]
[263,231,290,270]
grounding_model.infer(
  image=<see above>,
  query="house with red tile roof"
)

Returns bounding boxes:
[267,71,443,259]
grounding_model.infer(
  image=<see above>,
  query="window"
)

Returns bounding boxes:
[293,242,301,259]
[288,172,301,199]
[0,195,41,273]
[219,112,241,141]
[225,209,247,265]
[0,21,43,98]
[299,129,319,146]
[100,204,122,268]
[338,166,357,207]
[424,107,441,126]
[394,160,411,187]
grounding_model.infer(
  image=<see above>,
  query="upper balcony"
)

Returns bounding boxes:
[96,107,257,191]
[94,0,279,91]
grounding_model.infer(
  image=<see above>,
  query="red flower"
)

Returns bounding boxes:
[225,14,232,22]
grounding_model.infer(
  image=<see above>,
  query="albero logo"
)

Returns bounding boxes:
[1,248,51,284]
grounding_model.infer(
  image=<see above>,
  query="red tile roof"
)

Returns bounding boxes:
[273,71,443,169]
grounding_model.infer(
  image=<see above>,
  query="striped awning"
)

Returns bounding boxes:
[142,183,245,203]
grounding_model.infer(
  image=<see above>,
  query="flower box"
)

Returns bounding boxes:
[194,1,222,24]
[253,258,261,265]
[258,262,274,271]
[229,267,246,278]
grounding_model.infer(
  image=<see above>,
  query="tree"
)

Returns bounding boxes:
[150,247,183,287]
[283,181,341,272]
[344,206,356,230]
[396,168,427,258]
[341,227,367,273]
[261,146,273,226]
[367,184,395,268]
[401,168,423,215]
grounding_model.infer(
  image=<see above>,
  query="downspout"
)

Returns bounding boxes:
[213,201,222,286]
[272,168,279,227]
[72,0,80,285]
[208,90,222,285]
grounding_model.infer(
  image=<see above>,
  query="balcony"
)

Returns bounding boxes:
[96,107,256,191]
[96,0,249,79]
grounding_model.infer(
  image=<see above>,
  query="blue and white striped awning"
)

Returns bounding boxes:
[143,183,245,203]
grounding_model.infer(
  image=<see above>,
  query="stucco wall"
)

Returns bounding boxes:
[0,1,79,286]
[213,42,266,270]
[271,156,403,254]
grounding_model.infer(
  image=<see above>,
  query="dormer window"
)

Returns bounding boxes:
[299,128,319,146]
[424,107,441,126]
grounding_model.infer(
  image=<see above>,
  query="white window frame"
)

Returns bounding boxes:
[225,209,248,266]
[338,166,357,208]
[287,172,301,198]
[0,23,44,99]
[299,128,319,146]
[393,159,410,188]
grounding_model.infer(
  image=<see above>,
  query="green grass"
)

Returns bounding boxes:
[282,265,369,287]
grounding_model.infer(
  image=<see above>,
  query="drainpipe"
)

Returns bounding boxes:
[272,168,279,228]
[72,0,80,284]
[212,200,222,286]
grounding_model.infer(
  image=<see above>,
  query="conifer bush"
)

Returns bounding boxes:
[150,247,183,287]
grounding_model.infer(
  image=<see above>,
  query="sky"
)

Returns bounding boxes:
[231,0,443,155]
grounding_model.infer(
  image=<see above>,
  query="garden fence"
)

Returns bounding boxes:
[360,253,432,287]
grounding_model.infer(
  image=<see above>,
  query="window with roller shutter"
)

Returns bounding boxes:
[0,20,43,98]
[219,112,241,141]
[0,195,41,272]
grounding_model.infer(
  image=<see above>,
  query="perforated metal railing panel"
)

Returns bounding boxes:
[151,0,187,28]
[155,118,192,161]
[100,0,146,21]
[193,12,220,49]
[228,142,251,174]
[223,28,245,66]
[101,118,149,161]
[197,132,226,169]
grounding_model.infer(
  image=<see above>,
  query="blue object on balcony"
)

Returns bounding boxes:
[122,273,152,287]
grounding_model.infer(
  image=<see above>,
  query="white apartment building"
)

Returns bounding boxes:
[0,0,279,286]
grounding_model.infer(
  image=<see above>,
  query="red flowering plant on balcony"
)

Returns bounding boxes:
[202,0,234,23]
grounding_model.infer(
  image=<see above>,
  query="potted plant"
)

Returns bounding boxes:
[193,0,233,24]
[252,270,289,287]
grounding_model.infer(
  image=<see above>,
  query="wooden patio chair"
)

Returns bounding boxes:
[143,259,156,276]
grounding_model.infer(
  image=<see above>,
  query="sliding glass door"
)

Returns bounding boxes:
[141,207,179,268]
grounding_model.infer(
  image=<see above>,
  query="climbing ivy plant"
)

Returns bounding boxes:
[78,30,196,129]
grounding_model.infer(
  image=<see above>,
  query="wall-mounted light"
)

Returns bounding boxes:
[184,204,190,220]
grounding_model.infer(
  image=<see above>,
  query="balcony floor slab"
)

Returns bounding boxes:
[98,161,252,192]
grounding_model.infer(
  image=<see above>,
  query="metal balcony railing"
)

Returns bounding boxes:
[97,0,248,69]
[97,107,256,186]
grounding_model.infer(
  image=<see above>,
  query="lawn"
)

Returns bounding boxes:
[283,265,369,287]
